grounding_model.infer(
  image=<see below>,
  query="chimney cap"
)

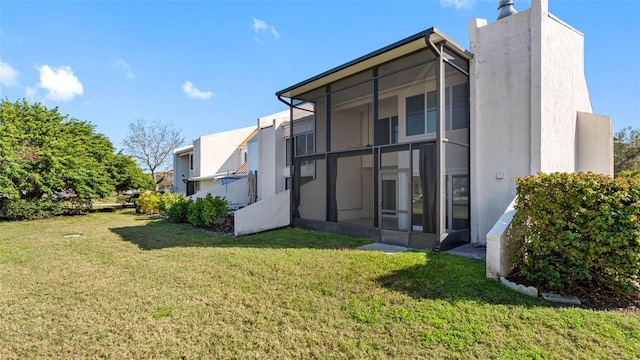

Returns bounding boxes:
[497,0,518,20]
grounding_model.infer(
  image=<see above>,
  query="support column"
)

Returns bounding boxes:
[436,42,447,244]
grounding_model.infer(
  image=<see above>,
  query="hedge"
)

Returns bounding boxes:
[511,172,640,293]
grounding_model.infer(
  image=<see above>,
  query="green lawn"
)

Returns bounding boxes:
[0,211,638,359]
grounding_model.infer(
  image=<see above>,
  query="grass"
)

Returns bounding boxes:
[0,211,638,359]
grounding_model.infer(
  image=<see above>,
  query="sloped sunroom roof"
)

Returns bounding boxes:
[276,27,472,100]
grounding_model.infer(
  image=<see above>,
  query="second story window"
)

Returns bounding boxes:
[286,132,314,166]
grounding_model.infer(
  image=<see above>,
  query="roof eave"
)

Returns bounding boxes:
[276,27,472,100]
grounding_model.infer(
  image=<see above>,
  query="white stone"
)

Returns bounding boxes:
[542,292,581,305]
[499,277,539,298]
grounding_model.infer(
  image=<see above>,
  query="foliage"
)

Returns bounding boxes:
[186,198,204,226]
[1,197,63,220]
[614,126,640,175]
[512,172,640,293]
[122,118,184,190]
[0,99,152,219]
[200,193,228,227]
[1,99,113,200]
[135,191,161,214]
[168,193,229,230]
[158,191,188,223]
[0,196,92,220]
[116,195,132,206]
[109,152,155,193]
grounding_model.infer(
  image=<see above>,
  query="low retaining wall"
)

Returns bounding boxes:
[486,198,516,279]
[234,190,290,236]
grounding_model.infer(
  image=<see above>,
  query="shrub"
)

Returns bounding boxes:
[158,192,188,223]
[135,191,160,214]
[186,198,205,227]
[511,172,640,294]
[185,194,229,229]
[201,194,228,228]
[1,198,60,220]
[116,195,133,206]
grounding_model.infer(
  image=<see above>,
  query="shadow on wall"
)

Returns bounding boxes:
[109,219,371,251]
[375,252,550,308]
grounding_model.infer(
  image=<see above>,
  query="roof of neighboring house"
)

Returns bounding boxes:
[238,129,258,148]
[276,27,472,100]
[174,145,193,155]
[234,161,248,175]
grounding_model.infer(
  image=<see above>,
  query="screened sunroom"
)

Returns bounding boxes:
[276,28,472,250]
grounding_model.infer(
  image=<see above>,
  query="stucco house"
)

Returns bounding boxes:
[185,0,612,252]
[252,0,611,249]
[173,126,256,199]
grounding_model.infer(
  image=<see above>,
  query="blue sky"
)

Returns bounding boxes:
[1,0,638,150]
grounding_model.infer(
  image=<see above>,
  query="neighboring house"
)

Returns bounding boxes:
[155,170,174,192]
[173,126,256,198]
[269,0,612,250]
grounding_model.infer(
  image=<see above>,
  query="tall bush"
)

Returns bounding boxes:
[158,192,188,223]
[511,172,640,293]
[186,194,228,228]
[135,191,160,214]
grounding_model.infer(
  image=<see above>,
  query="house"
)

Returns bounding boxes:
[173,126,256,200]
[268,0,612,250]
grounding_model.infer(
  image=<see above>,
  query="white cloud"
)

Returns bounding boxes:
[252,18,280,39]
[0,61,19,87]
[182,81,213,99]
[37,65,84,102]
[114,58,135,80]
[440,0,476,9]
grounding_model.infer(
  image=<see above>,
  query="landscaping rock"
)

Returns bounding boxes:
[500,277,539,297]
[541,292,581,305]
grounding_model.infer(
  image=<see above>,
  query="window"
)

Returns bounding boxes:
[405,84,468,136]
[406,95,425,136]
[189,154,193,170]
[286,132,314,166]
[375,116,398,145]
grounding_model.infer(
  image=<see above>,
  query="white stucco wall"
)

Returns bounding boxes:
[189,177,249,206]
[469,0,609,244]
[258,125,277,201]
[172,145,192,194]
[234,190,290,236]
[197,126,256,177]
[538,10,593,173]
[469,12,532,245]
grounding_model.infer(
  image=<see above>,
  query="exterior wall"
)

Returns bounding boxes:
[173,152,190,193]
[538,10,593,172]
[196,126,255,177]
[234,190,290,236]
[576,112,613,175]
[469,13,532,245]
[190,177,249,206]
[469,0,610,245]
[258,125,277,201]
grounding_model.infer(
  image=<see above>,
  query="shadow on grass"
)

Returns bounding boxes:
[110,219,371,251]
[375,251,549,307]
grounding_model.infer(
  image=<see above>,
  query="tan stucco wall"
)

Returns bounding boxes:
[576,112,613,175]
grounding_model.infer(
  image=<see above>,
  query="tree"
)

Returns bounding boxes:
[122,118,184,190]
[109,152,155,194]
[614,126,640,175]
[0,99,117,200]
